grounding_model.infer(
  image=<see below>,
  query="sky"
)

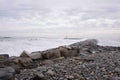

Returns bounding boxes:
[0,0,120,39]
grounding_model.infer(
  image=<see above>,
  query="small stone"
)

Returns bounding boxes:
[67,75,74,80]
[47,69,55,76]
[114,67,120,72]
[73,73,85,80]
[36,66,47,72]
[35,72,44,78]
[41,60,54,65]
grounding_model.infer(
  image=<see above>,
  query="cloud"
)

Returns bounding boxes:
[0,0,120,38]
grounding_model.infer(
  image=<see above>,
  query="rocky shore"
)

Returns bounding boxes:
[0,39,120,80]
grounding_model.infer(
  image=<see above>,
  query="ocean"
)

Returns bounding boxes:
[0,37,120,56]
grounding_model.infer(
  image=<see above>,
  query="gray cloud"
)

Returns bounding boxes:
[0,0,120,38]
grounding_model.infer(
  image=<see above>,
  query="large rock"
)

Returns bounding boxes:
[58,46,69,58]
[0,54,11,67]
[0,54,9,59]
[20,50,30,58]
[29,51,42,60]
[42,48,61,59]
[19,58,33,68]
[13,57,33,68]
[0,67,15,80]
[70,39,98,47]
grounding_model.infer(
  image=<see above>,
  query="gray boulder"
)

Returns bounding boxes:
[29,51,42,60]
[70,39,98,47]
[42,48,61,59]
[0,67,15,80]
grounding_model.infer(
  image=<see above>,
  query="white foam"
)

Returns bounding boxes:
[0,38,120,56]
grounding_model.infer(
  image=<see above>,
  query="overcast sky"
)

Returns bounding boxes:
[0,0,120,39]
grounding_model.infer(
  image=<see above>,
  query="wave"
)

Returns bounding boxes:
[0,37,120,56]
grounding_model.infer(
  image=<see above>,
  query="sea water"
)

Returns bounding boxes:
[0,37,120,56]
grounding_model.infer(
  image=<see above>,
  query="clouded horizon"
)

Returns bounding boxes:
[0,0,120,39]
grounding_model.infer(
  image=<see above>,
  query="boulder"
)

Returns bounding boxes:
[70,39,98,47]
[29,51,42,60]
[13,57,33,68]
[0,67,15,80]
[0,54,12,67]
[20,50,30,58]
[81,39,98,46]
[42,48,61,59]
[0,54,9,60]
[58,46,69,58]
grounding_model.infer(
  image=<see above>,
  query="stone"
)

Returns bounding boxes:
[47,69,55,76]
[36,66,47,72]
[70,39,98,47]
[67,75,74,80]
[0,54,9,59]
[114,67,120,72]
[53,57,65,61]
[41,60,54,65]
[58,46,69,58]
[18,58,33,68]
[20,50,30,58]
[109,77,120,80]
[73,73,86,80]
[42,48,61,59]
[34,72,45,79]
[0,67,15,80]
[29,51,42,60]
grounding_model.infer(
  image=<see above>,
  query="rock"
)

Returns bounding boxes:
[69,49,79,57]
[36,66,47,72]
[41,60,54,65]
[71,39,98,47]
[47,69,55,76]
[29,51,42,60]
[42,48,61,59]
[108,77,120,80]
[0,54,9,59]
[0,67,15,80]
[58,46,69,58]
[18,58,33,68]
[66,75,74,80]
[34,72,45,80]
[0,54,12,67]
[53,57,65,61]
[20,50,30,58]
[114,67,120,72]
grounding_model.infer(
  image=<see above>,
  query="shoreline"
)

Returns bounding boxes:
[0,39,120,80]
